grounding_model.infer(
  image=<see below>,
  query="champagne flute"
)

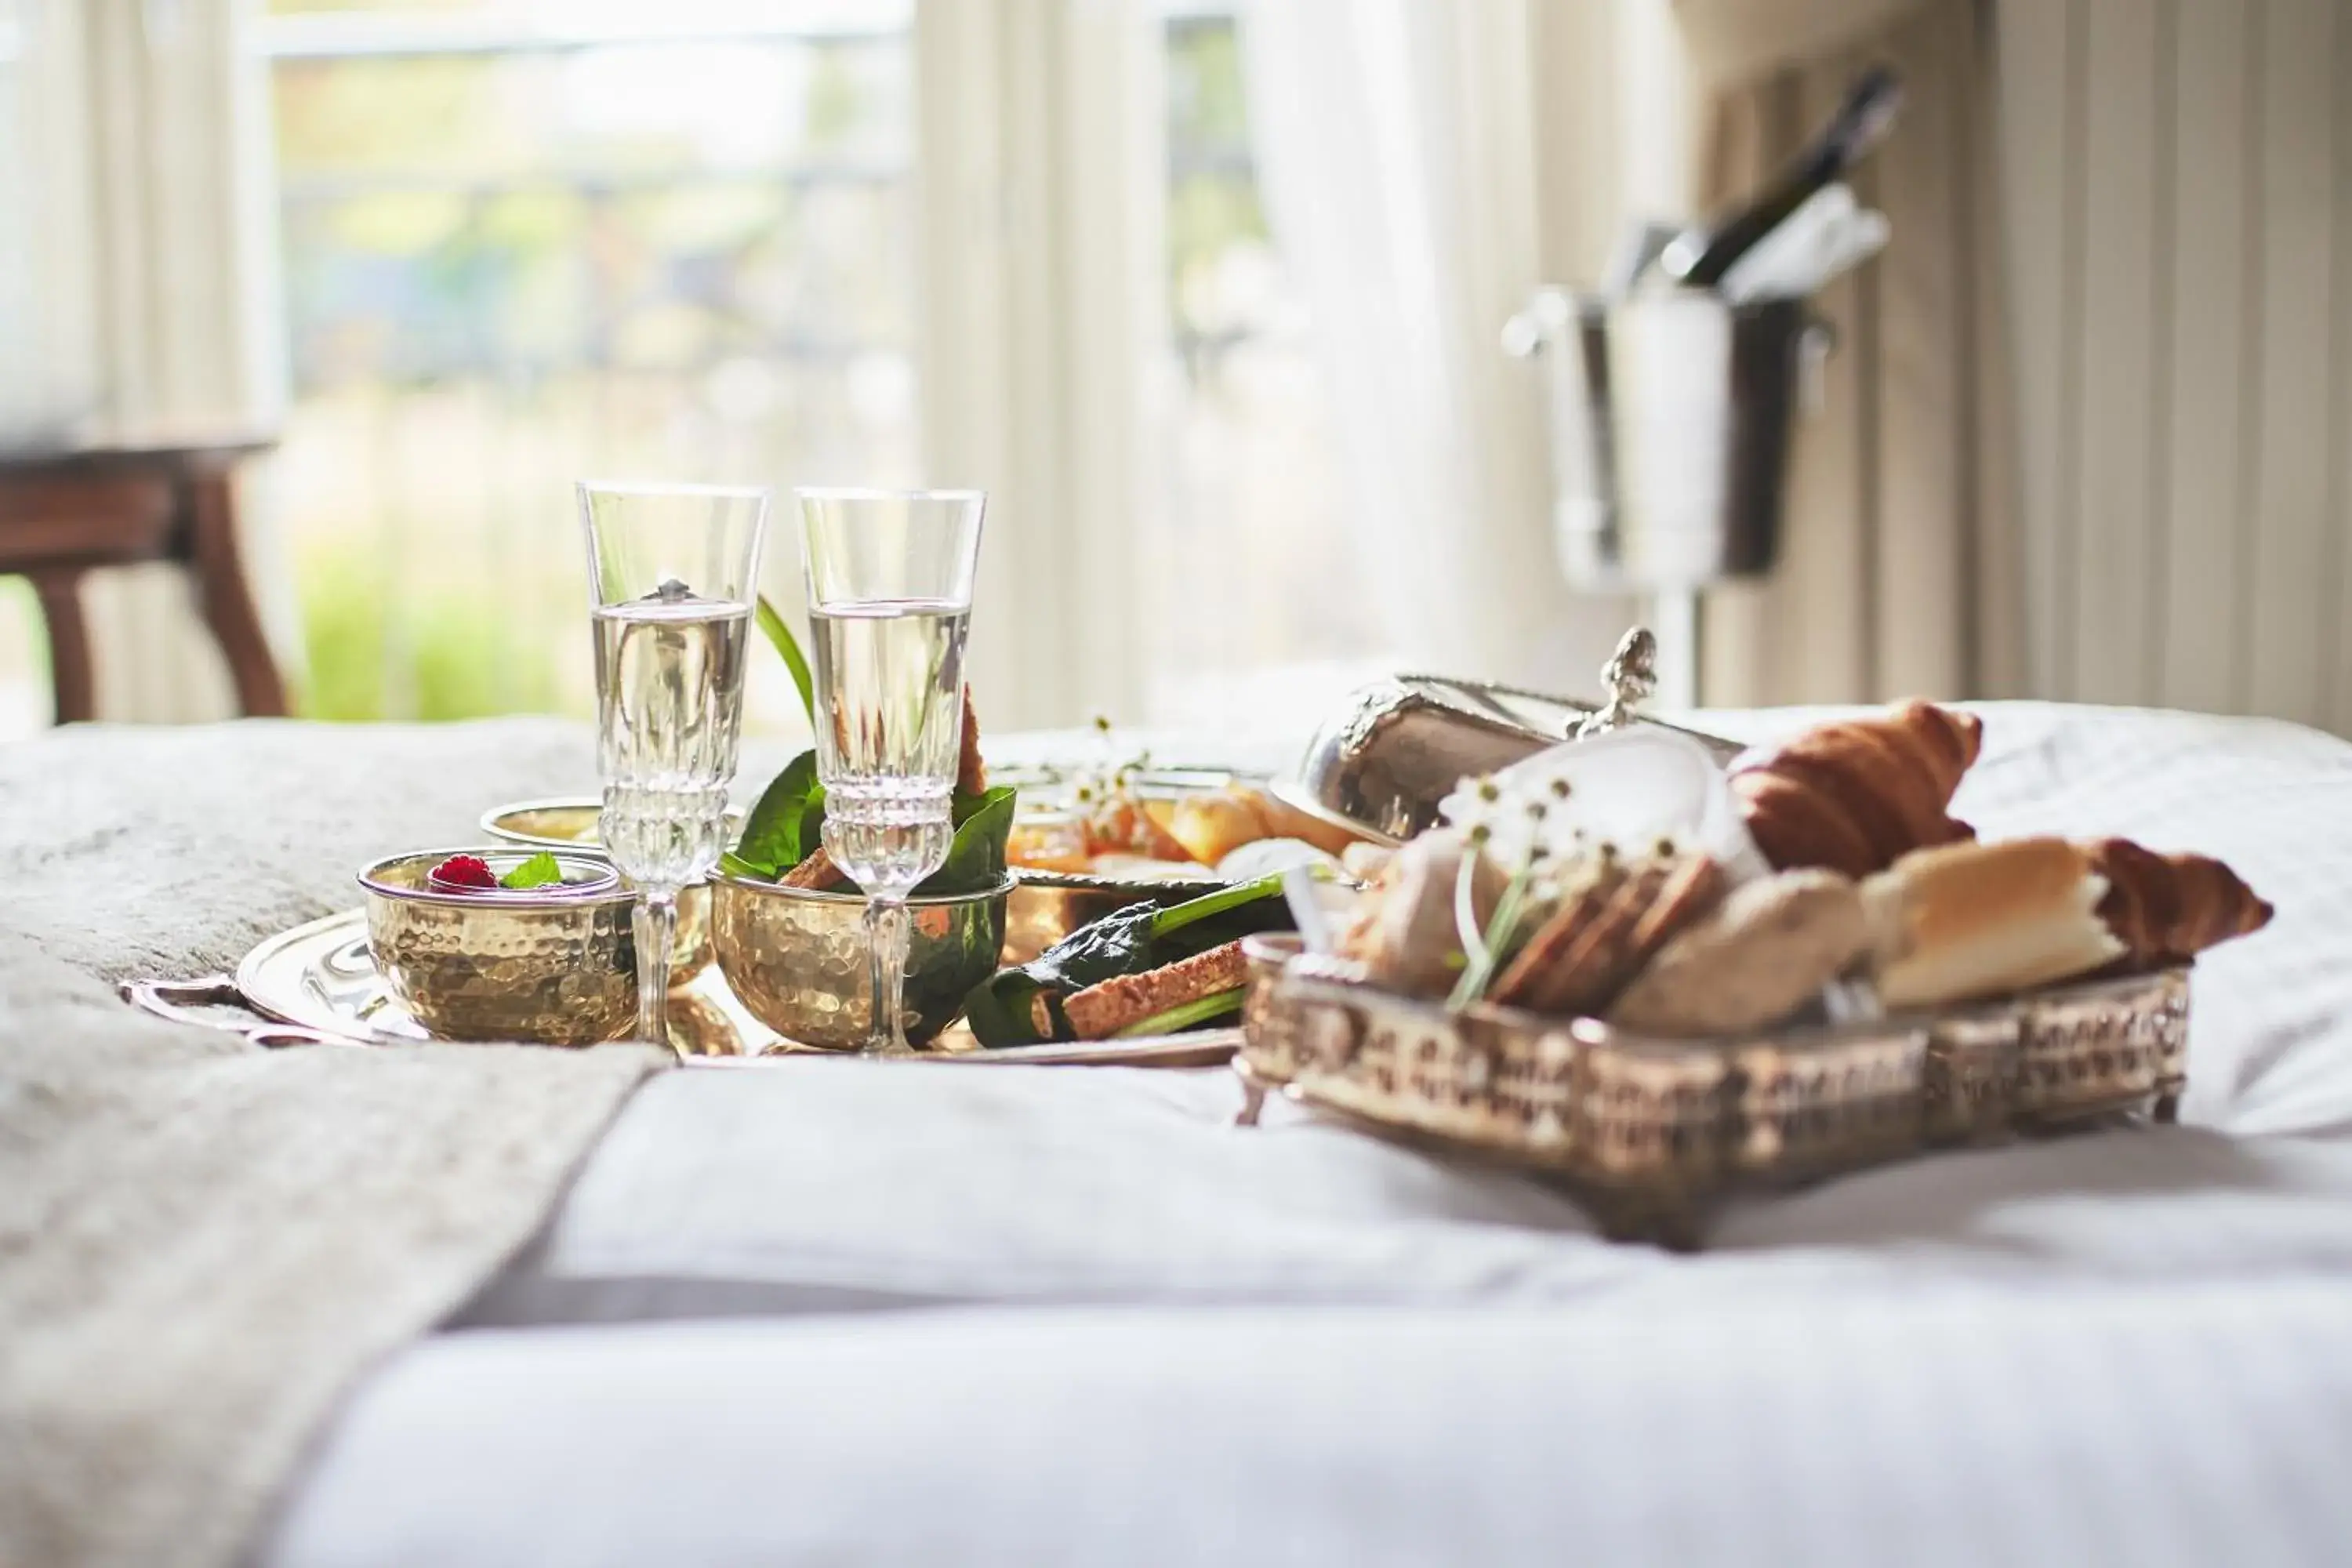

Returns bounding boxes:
[797,487,985,1054]
[580,481,768,1049]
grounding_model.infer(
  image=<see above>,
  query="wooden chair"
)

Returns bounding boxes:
[0,433,289,723]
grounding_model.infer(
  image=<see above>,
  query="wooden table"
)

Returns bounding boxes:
[0,434,289,723]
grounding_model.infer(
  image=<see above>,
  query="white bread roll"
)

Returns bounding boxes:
[1863,837,2125,1011]
[1337,829,1502,999]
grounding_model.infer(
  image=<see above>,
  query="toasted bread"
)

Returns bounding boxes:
[1061,940,1249,1040]
[782,847,851,891]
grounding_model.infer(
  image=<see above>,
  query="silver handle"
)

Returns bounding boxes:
[118,975,362,1049]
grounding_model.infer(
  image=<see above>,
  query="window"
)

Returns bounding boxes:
[261,0,916,735]
[251,0,1369,739]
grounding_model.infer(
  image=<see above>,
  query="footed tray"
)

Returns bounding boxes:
[1237,938,2189,1247]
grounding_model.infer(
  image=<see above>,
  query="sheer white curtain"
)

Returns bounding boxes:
[914,0,1160,731]
[0,0,289,724]
[1237,0,1634,696]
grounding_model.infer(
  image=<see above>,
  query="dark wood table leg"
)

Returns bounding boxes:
[187,470,290,717]
[28,567,96,723]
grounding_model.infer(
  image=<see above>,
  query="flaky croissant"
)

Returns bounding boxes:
[1730,700,1983,880]
[2079,837,2273,965]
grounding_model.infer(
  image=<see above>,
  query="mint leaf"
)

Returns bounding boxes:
[731,748,826,879]
[499,851,564,890]
[756,595,816,728]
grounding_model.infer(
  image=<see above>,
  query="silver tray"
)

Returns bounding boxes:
[1236,936,2189,1247]
[122,909,1240,1069]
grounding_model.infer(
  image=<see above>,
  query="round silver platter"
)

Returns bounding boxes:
[227,908,1239,1067]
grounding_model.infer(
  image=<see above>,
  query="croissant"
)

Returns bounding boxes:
[1730,700,1983,880]
[2079,837,2273,965]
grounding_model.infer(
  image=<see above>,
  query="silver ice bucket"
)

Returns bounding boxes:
[1507,289,1831,593]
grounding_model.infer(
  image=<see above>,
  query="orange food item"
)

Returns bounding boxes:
[1083,796,1192,862]
[1169,785,1367,866]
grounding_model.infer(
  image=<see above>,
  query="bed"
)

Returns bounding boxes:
[10,702,2352,1566]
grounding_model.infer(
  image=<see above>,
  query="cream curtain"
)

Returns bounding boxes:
[1238,0,1637,697]
[1679,0,2027,706]
[913,0,1161,731]
[1,0,291,724]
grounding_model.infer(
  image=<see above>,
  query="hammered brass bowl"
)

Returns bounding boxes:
[481,797,742,982]
[359,848,637,1045]
[712,872,1013,1051]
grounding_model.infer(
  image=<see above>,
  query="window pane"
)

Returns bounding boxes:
[261,5,916,731]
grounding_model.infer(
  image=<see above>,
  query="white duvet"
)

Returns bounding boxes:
[267,705,2352,1567]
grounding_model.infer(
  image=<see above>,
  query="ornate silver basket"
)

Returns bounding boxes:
[1238,934,2189,1248]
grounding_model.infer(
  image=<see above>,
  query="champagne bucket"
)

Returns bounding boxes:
[1507,289,1831,592]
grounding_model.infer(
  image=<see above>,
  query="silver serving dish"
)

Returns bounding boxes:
[119,908,1241,1066]
[1282,631,1746,844]
[1236,934,2190,1248]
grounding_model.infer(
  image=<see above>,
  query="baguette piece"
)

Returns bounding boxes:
[1862,837,2125,1011]
[1061,939,1249,1040]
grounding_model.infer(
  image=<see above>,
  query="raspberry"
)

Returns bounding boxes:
[430,854,499,889]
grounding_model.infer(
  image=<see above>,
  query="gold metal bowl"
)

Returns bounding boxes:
[711,873,1013,1051]
[480,797,743,982]
[358,848,637,1045]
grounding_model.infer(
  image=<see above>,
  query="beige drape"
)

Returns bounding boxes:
[1679,0,2026,707]
[914,0,1163,731]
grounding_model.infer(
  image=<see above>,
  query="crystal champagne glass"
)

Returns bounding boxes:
[580,481,768,1049]
[797,487,985,1054]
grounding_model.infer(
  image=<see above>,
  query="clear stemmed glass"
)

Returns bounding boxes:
[580,481,768,1050]
[797,487,985,1054]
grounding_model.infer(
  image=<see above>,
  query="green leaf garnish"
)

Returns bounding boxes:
[499,851,564,890]
[756,595,816,728]
[731,748,826,879]
[729,754,1014,898]
[718,849,771,881]
[916,785,1017,897]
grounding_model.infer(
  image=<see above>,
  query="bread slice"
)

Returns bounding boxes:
[782,847,851,891]
[1061,940,1250,1040]
[956,692,988,797]
[1864,837,2125,1010]
[1491,851,1723,1018]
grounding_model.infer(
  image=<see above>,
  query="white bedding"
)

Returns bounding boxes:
[267,704,2352,1566]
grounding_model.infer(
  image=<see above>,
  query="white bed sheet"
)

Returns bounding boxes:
[268,704,2352,1566]
[273,1287,2352,1568]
